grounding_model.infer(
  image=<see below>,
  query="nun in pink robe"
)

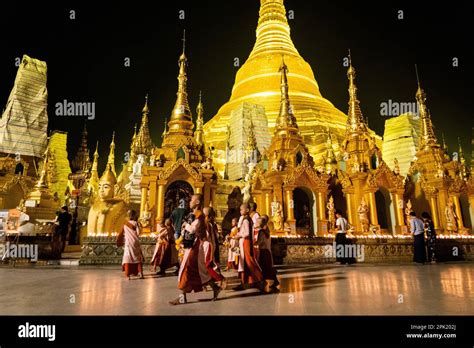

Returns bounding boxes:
[120,218,144,279]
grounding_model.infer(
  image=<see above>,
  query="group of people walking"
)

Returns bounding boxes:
[117,195,280,305]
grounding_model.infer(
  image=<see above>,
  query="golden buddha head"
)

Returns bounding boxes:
[98,165,117,200]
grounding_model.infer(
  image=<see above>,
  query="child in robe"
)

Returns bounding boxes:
[225,217,239,271]
[151,218,178,275]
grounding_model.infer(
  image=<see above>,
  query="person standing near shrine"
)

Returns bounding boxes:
[151,218,179,275]
[257,215,280,291]
[118,210,144,279]
[335,209,355,265]
[169,194,222,305]
[233,203,265,292]
[171,198,188,240]
[409,211,426,264]
[422,212,436,264]
[56,206,72,253]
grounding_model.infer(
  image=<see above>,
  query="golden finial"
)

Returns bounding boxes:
[346,50,366,134]
[142,94,150,114]
[169,32,193,131]
[182,29,186,56]
[195,91,205,147]
[107,132,116,175]
[415,66,438,150]
[35,145,50,189]
[91,141,99,172]
[161,118,168,139]
[196,90,204,115]
[458,137,464,156]
[276,54,298,132]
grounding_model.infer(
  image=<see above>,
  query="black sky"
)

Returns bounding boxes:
[0,0,473,171]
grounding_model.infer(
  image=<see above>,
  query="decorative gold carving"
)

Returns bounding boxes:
[158,158,202,182]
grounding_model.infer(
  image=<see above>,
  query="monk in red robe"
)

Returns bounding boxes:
[204,207,226,288]
[257,215,280,291]
[169,194,222,305]
[233,203,265,292]
[151,218,179,275]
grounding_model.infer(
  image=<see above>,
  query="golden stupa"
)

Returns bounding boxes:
[204,0,347,174]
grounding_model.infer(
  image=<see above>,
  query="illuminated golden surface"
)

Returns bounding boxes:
[0,264,472,315]
[204,0,347,173]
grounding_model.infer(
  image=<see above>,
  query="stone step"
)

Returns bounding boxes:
[64,245,82,253]
[61,252,81,259]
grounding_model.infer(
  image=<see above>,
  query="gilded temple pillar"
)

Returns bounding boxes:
[428,195,441,230]
[469,194,474,231]
[317,191,326,221]
[367,190,379,227]
[149,180,157,221]
[284,186,296,234]
[391,191,405,234]
[156,181,166,222]
[139,185,148,216]
[451,194,465,229]
[264,189,272,217]
[345,192,354,226]
[210,183,217,208]
[316,190,327,236]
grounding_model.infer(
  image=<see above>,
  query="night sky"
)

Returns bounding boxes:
[1,0,472,171]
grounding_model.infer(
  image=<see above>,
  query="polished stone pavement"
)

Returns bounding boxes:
[0,263,472,315]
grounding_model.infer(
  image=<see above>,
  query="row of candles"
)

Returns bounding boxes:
[87,232,474,240]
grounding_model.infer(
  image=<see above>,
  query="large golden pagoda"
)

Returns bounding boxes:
[204,0,347,174]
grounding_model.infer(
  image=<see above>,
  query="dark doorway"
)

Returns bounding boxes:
[294,187,313,234]
[164,180,194,218]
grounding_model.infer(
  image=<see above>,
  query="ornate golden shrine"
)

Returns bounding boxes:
[138,41,218,229]
[2,1,471,240]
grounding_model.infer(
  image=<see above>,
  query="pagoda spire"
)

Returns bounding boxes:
[275,56,299,135]
[251,0,298,58]
[88,141,100,194]
[441,133,450,160]
[107,131,116,176]
[72,122,91,172]
[127,124,138,172]
[35,146,51,189]
[323,129,338,174]
[415,65,439,150]
[161,118,168,139]
[168,30,193,136]
[346,50,367,135]
[458,137,468,180]
[133,94,154,157]
[195,91,205,147]
[245,120,260,164]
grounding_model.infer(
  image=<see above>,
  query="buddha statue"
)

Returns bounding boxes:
[357,198,370,233]
[87,165,128,236]
[445,198,458,233]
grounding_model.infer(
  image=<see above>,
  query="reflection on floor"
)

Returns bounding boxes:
[0,263,472,315]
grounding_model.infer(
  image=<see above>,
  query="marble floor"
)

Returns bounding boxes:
[0,263,472,315]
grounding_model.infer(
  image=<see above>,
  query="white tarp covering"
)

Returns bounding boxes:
[0,54,48,158]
